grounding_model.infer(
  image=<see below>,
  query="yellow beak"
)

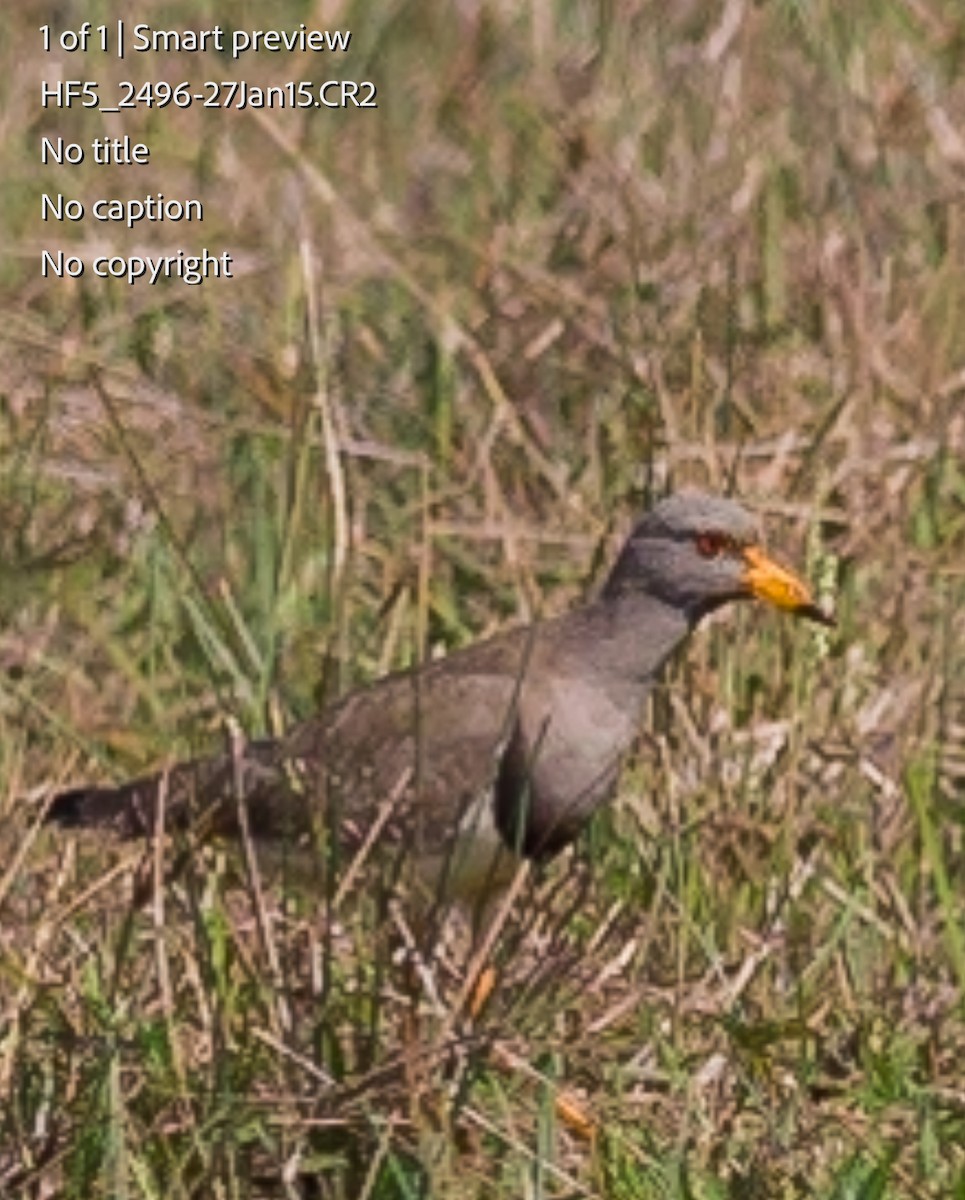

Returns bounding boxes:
[742,545,835,626]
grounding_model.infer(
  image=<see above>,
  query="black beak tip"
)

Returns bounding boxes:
[798,602,836,628]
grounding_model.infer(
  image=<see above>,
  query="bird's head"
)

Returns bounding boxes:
[603,490,835,627]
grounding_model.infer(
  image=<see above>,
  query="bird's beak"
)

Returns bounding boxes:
[741,545,835,626]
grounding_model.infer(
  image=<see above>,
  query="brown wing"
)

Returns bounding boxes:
[47,625,533,865]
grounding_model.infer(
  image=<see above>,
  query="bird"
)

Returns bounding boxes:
[45,490,833,919]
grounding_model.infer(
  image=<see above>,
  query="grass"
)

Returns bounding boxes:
[1,0,964,1195]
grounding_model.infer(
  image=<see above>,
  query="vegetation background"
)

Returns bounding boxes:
[0,0,963,1196]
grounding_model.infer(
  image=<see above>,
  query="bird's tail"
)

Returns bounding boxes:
[47,785,134,830]
[44,739,288,840]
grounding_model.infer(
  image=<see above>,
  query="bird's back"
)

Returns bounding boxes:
[49,625,535,889]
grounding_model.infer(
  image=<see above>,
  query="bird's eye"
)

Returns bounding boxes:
[695,532,729,558]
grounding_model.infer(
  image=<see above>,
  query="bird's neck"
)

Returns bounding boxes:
[556,590,692,693]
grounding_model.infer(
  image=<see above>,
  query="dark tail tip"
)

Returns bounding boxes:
[46,787,104,828]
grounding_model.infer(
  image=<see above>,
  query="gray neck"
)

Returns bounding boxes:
[556,590,692,696]
[495,590,693,861]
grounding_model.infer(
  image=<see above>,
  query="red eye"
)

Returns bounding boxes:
[695,532,728,558]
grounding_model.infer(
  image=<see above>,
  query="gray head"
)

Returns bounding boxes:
[603,489,833,627]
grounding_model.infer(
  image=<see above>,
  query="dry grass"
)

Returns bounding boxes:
[1,0,964,1195]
